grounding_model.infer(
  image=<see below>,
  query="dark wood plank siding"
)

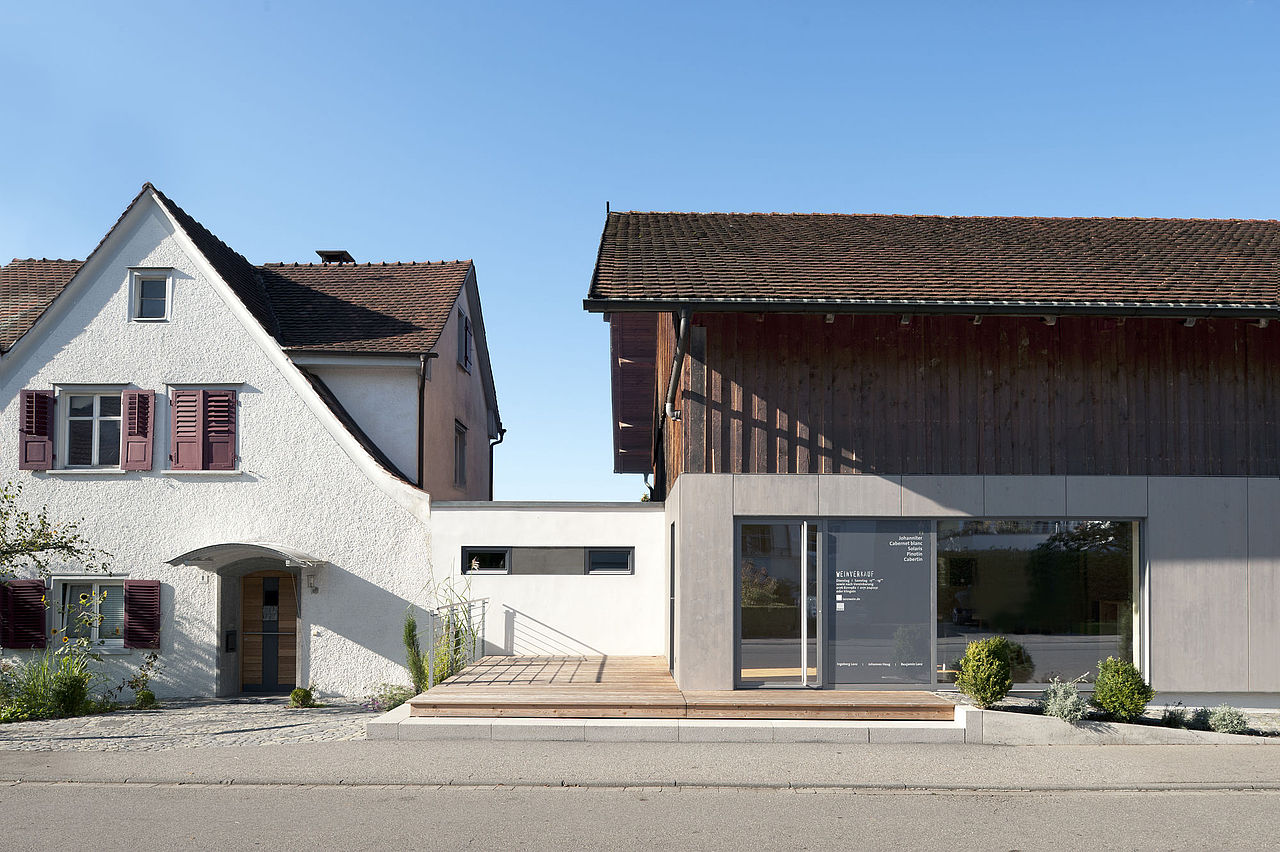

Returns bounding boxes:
[661,313,1280,482]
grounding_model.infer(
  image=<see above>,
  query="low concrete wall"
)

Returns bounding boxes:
[957,706,1280,745]
[430,502,667,656]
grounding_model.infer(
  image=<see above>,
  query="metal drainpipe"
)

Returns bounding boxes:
[488,426,507,501]
[664,307,692,421]
[417,353,438,488]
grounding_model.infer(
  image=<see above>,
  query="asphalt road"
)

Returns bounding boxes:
[4,741,1280,850]
[3,783,1277,850]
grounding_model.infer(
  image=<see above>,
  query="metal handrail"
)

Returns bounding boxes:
[426,598,487,688]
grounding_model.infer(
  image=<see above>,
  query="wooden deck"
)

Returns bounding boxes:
[408,656,955,721]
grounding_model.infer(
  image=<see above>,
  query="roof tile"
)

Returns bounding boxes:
[588,212,1280,310]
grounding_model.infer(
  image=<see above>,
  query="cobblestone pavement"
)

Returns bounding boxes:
[0,698,373,751]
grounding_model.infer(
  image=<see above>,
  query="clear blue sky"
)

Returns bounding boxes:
[3,1,1278,500]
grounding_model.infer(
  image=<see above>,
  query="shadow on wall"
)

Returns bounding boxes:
[307,567,420,680]
[499,606,603,657]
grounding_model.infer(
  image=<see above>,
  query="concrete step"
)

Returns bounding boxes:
[368,706,967,743]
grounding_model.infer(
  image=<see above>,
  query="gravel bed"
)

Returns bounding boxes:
[0,697,373,751]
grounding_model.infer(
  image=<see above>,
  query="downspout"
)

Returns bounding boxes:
[664,307,692,421]
[488,425,507,501]
[417,353,439,488]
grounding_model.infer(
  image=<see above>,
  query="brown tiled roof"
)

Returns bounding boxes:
[587,212,1280,313]
[0,259,82,352]
[149,185,279,336]
[261,261,469,353]
[0,186,469,356]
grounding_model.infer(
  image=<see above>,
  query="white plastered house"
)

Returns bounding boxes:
[0,184,502,698]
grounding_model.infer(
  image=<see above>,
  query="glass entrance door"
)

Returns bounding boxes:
[738,521,820,687]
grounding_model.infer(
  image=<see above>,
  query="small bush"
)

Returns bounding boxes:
[955,637,1013,708]
[1041,676,1090,723]
[403,609,430,693]
[1092,657,1154,722]
[363,683,416,713]
[1208,704,1249,735]
[1160,704,1188,728]
[51,668,91,717]
[134,689,157,710]
[1188,707,1212,731]
[289,687,315,708]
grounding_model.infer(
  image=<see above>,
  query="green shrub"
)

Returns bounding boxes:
[1188,707,1212,731]
[1002,639,1036,683]
[955,637,1013,708]
[51,667,91,717]
[363,683,416,713]
[134,688,157,710]
[403,609,429,693]
[289,687,315,708]
[1208,704,1249,735]
[1091,657,1154,721]
[1041,676,1089,722]
[1161,704,1188,728]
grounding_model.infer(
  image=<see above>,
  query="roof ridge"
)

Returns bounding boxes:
[6,258,83,265]
[611,211,1280,224]
[258,259,473,268]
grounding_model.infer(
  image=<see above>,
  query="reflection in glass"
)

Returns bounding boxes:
[936,520,1135,684]
[739,522,803,686]
[67,420,94,465]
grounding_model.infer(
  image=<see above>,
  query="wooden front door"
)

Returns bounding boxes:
[241,570,298,693]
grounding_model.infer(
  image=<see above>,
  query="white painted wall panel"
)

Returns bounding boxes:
[430,504,667,655]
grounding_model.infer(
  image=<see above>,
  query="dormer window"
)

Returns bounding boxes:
[130,269,171,321]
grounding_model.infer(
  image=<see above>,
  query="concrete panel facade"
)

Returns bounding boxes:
[665,472,1280,695]
[984,476,1066,517]
[732,474,818,516]
[1247,478,1280,691]
[818,475,901,516]
[668,475,735,690]
[900,476,984,516]
[1141,478,1249,691]
[1065,476,1148,517]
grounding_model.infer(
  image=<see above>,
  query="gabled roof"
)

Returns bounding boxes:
[0,259,81,352]
[261,261,471,354]
[0,184,472,356]
[586,212,1280,315]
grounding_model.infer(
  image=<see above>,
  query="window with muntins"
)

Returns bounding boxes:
[130,270,170,321]
[65,393,122,467]
[62,581,125,647]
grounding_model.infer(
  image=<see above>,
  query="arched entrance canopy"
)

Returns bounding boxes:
[166,542,326,570]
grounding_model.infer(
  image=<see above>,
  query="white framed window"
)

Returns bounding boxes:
[59,580,125,647]
[62,391,123,468]
[129,269,172,321]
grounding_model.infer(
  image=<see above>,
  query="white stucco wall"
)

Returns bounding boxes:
[430,502,667,656]
[0,195,435,699]
[308,363,419,481]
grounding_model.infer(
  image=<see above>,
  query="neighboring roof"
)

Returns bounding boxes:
[587,212,1280,315]
[0,184,471,356]
[0,259,81,352]
[261,261,470,353]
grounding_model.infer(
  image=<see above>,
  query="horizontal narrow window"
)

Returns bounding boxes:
[586,549,634,575]
[462,547,510,575]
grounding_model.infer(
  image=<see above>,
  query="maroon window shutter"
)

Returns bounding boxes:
[18,390,55,471]
[203,390,237,471]
[123,580,161,649]
[169,390,203,470]
[121,390,155,471]
[1,580,48,649]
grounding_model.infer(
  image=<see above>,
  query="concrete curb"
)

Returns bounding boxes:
[368,711,967,744]
[370,704,1280,746]
[959,706,1280,745]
